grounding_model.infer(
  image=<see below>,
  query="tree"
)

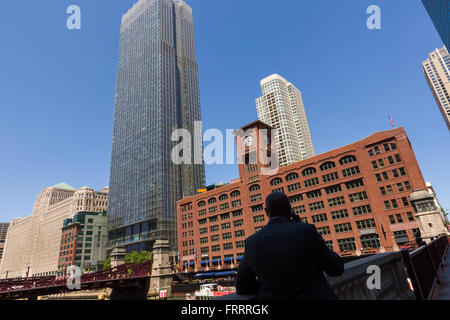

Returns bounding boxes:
[125,250,152,264]
[103,257,111,270]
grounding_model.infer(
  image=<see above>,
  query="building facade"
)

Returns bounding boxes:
[177,121,429,272]
[256,74,315,167]
[422,47,450,130]
[58,211,108,275]
[422,0,449,49]
[0,184,108,278]
[107,0,205,253]
[0,223,9,264]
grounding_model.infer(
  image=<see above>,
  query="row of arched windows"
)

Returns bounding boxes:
[197,190,241,208]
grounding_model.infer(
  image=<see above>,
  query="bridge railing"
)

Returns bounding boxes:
[401,235,449,300]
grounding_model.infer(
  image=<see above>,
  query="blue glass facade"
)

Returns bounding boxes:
[108,0,205,252]
[422,0,449,49]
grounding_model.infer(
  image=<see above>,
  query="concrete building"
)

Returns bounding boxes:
[107,0,205,253]
[422,47,450,130]
[0,223,9,264]
[426,182,449,228]
[58,211,108,275]
[256,74,315,167]
[421,0,449,50]
[177,120,431,272]
[409,190,449,242]
[0,183,108,278]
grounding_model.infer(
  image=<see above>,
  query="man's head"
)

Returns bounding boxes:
[265,192,292,219]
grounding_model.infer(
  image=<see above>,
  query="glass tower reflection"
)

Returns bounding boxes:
[108,0,205,252]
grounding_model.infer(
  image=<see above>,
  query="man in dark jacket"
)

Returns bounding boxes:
[235,192,344,300]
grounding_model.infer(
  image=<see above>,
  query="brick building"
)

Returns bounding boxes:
[176,121,428,272]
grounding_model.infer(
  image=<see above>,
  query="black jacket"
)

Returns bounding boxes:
[235,216,344,300]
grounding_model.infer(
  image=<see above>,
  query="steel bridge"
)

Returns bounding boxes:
[0,260,152,300]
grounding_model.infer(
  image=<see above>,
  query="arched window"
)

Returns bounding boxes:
[339,155,357,165]
[208,197,217,204]
[285,172,299,181]
[302,167,316,177]
[249,184,261,192]
[219,194,228,201]
[198,201,206,208]
[230,190,241,198]
[270,178,282,186]
[320,161,336,171]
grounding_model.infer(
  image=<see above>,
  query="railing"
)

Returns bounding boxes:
[401,235,449,300]
[0,260,153,299]
[216,251,414,300]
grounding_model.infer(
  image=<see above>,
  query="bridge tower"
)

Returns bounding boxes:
[110,245,126,268]
[148,238,173,299]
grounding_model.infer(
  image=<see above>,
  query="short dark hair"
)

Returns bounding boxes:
[265,192,291,219]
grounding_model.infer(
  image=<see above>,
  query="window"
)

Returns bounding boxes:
[404,181,411,190]
[383,143,390,152]
[209,206,217,213]
[285,173,299,181]
[345,179,364,190]
[393,230,409,245]
[395,214,403,223]
[399,167,406,176]
[325,241,334,251]
[230,190,240,198]
[250,194,262,202]
[289,194,303,203]
[376,173,382,182]
[235,230,245,238]
[342,166,360,177]
[199,227,208,234]
[232,210,243,218]
[406,212,414,222]
[317,226,331,235]
[220,213,230,220]
[305,177,319,188]
[372,161,378,169]
[397,183,404,192]
[221,222,231,230]
[198,219,207,225]
[306,190,321,199]
[384,201,391,210]
[212,245,221,252]
[386,185,393,194]
[211,235,220,242]
[387,156,395,165]
[390,143,397,150]
[338,238,356,252]
[210,225,219,232]
[231,200,241,207]
[253,215,265,223]
[222,232,232,240]
[249,184,260,192]
[236,241,245,249]
[322,172,339,183]
[328,196,345,207]
[270,178,282,186]
[331,209,349,220]
[339,155,357,165]
[377,159,385,167]
[334,223,352,233]
[293,205,306,214]
[198,201,206,207]
[200,237,208,244]
[233,220,244,227]
[302,167,316,177]
[219,194,228,201]
[382,172,389,180]
[389,215,396,224]
[380,186,386,196]
[251,204,263,212]
[349,192,368,203]
[312,213,328,223]
[209,216,218,223]
[360,234,380,249]
[208,197,217,204]
[309,201,324,211]
[356,219,376,229]
[287,183,301,192]
[320,161,336,171]
[402,197,409,206]
[395,154,402,163]
[392,169,399,178]
[391,199,398,209]
[325,184,342,195]
[223,243,233,251]
[219,203,229,210]
[272,187,284,193]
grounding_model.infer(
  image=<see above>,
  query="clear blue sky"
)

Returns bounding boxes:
[0,0,448,223]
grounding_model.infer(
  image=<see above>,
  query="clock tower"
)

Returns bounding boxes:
[234,120,279,183]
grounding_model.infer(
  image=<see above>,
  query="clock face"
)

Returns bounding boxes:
[244,135,253,147]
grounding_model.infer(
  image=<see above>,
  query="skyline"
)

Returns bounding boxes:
[0,0,449,224]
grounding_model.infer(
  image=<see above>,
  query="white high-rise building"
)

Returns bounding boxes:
[422,47,450,131]
[256,74,315,167]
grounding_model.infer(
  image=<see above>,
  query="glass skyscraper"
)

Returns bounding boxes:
[108,0,205,252]
[422,0,449,49]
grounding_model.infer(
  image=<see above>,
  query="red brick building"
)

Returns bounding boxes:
[177,121,427,272]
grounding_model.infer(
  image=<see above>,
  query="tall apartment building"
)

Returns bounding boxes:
[0,183,108,278]
[58,211,108,275]
[256,74,315,167]
[422,0,449,49]
[422,47,450,130]
[107,0,205,253]
[176,120,435,272]
[0,223,9,264]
